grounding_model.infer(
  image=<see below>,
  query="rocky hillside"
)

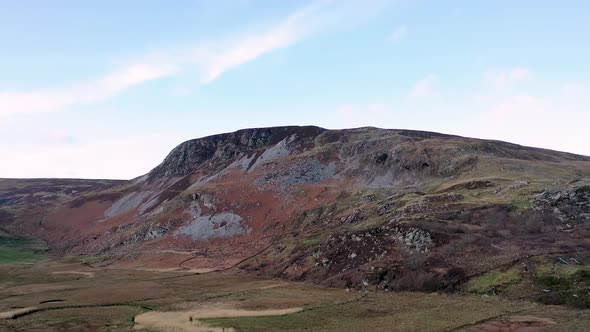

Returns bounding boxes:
[1,126,590,299]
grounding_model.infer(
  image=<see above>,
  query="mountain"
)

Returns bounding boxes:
[1,126,589,292]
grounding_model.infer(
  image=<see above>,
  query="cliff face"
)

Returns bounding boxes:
[148,126,326,178]
[2,126,590,291]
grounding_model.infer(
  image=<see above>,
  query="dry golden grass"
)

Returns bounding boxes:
[134,306,303,331]
[1,257,590,331]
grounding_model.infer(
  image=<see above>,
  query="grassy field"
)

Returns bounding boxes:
[466,266,522,294]
[3,306,146,331]
[205,293,529,331]
[1,257,590,331]
[0,237,45,264]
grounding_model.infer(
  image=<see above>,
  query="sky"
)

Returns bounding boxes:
[0,0,588,179]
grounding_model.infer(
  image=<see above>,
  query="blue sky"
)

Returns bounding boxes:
[1,0,588,179]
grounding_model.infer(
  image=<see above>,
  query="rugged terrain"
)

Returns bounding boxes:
[1,126,590,309]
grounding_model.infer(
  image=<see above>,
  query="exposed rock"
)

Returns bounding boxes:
[374,152,388,165]
[115,221,172,247]
[104,191,154,218]
[255,157,336,189]
[313,225,434,277]
[175,209,249,242]
[340,209,366,223]
[508,180,529,190]
[532,186,590,221]
[393,227,433,253]
[144,222,172,241]
[149,126,325,178]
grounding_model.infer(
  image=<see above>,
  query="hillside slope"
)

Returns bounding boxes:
[1,126,589,295]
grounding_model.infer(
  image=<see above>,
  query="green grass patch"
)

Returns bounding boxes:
[204,292,530,332]
[467,267,521,294]
[536,290,590,309]
[0,305,144,331]
[535,263,590,281]
[302,237,322,246]
[523,262,590,309]
[0,236,45,263]
[534,263,590,289]
[205,311,324,331]
[557,265,590,279]
[352,215,387,232]
[510,197,530,212]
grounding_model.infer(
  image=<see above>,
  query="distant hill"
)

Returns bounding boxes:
[1,126,589,295]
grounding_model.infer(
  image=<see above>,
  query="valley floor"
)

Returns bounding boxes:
[1,255,590,332]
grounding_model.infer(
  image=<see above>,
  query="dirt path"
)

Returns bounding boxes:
[134,267,216,274]
[52,270,95,278]
[0,307,37,319]
[133,306,303,332]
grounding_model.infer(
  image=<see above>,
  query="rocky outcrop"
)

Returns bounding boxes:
[533,186,590,221]
[175,205,249,241]
[148,126,326,178]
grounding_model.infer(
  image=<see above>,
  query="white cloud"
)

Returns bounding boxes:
[488,94,546,119]
[0,64,178,118]
[390,24,408,43]
[410,74,438,97]
[197,1,328,83]
[485,101,588,156]
[483,67,529,88]
[336,77,589,157]
[193,0,386,83]
[467,82,590,156]
[0,0,379,120]
[0,132,187,179]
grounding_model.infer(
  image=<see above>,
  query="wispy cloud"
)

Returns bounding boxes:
[193,0,387,83]
[473,91,590,156]
[0,132,187,179]
[0,63,177,118]
[196,0,331,83]
[410,74,438,97]
[489,94,546,119]
[483,67,529,88]
[177,0,386,84]
[390,24,408,43]
[0,0,381,120]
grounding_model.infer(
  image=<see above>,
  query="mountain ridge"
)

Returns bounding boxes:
[1,126,589,296]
